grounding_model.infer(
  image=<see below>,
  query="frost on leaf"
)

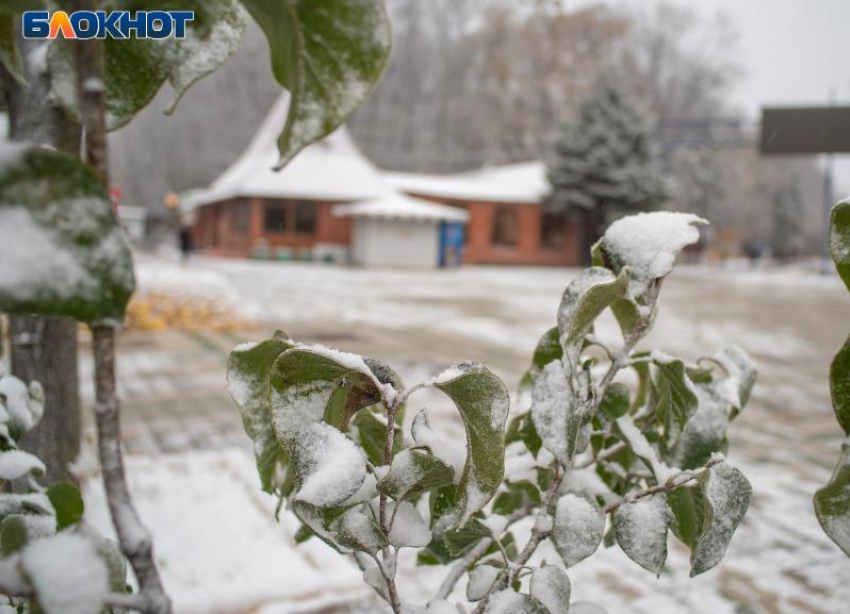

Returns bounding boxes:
[0,144,135,325]
[530,565,571,614]
[553,493,605,568]
[686,462,752,576]
[377,448,454,501]
[532,361,589,464]
[21,533,109,614]
[613,493,669,575]
[240,0,392,168]
[227,332,294,493]
[432,362,510,525]
[290,423,366,508]
[594,212,706,299]
[49,0,247,130]
[467,563,502,602]
[814,439,850,557]
[331,504,387,554]
[483,589,550,614]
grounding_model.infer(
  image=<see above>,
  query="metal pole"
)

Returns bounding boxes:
[822,151,834,273]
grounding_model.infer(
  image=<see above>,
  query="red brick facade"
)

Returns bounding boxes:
[192,195,581,266]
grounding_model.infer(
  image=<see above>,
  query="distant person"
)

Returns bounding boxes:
[179,226,193,263]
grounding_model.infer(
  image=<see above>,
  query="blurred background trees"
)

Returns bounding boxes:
[108,0,828,257]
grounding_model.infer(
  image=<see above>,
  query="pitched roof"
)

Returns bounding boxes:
[386,160,550,204]
[183,95,389,210]
[334,193,469,223]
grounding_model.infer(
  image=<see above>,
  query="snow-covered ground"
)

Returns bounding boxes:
[81,253,850,614]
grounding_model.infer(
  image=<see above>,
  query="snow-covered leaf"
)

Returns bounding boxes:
[0,450,45,481]
[331,503,387,554]
[613,416,671,483]
[613,493,669,574]
[688,462,752,576]
[431,362,510,525]
[0,515,29,555]
[709,346,756,418]
[531,361,590,464]
[291,500,349,554]
[483,589,549,614]
[593,212,706,299]
[553,493,605,568]
[227,331,295,493]
[649,354,699,445]
[49,0,246,131]
[380,500,431,548]
[270,346,398,442]
[530,565,571,614]
[557,267,628,376]
[467,562,503,602]
[289,422,366,508]
[666,384,730,470]
[21,533,109,614]
[426,598,462,614]
[0,373,43,441]
[830,200,850,292]
[0,143,135,325]
[241,0,391,168]
[377,448,454,500]
[814,438,850,557]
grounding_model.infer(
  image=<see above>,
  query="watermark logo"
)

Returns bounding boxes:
[22,10,194,40]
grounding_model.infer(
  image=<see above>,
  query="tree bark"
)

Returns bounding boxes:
[1,37,82,485]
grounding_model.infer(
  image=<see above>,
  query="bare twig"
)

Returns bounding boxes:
[70,5,171,612]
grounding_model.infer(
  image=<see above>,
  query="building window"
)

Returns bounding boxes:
[232,201,249,234]
[491,206,518,247]
[540,211,568,249]
[264,203,287,233]
[294,202,317,234]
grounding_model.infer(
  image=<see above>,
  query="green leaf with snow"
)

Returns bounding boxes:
[557,267,629,375]
[519,327,562,395]
[467,562,503,602]
[598,382,630,425]
[530,565,571,614]
[46,482,84,531]
[330,504,387,554]
[814,439,850,557]
[593,212,706,301]
[352,408,402,466]
[831,200,850,292]
[553,493,605,568]
[483,589,549,614]
[0,450,44,482]
[443,518,490,556]
[666,384,730,470]
[0,373,44,443]
[0,515,28,555]
[241,0,391,168]
[649,355,699,445]
[377,448,454,500]
[613,416,669,483]
[227,331,295,493]
[531,361,591,464]
[688,462,752,576]
[49,0,246,131]
[430,363,509,525]
[0,143,135,325]
[613,493,669,575]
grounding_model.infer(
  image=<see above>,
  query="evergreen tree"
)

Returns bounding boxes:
[547,81,666,257]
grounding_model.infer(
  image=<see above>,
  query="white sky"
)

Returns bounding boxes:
[592,0,850,195]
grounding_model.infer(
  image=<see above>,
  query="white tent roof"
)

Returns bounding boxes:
[183,95,390,211]
[386,160,549,204]
[334,193,469,223]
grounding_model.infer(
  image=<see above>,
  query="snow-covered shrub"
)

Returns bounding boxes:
[814,200,850,557]
[229,211,758,613]
[0,365,129,614]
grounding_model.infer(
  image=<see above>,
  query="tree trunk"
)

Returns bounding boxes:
[1,39,82,485]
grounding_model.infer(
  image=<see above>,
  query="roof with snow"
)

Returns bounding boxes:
[334,193,469,223]
[183,95,389,211]
[386,160,550,204]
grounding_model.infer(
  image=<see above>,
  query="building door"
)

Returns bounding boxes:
[440,222,465,267]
